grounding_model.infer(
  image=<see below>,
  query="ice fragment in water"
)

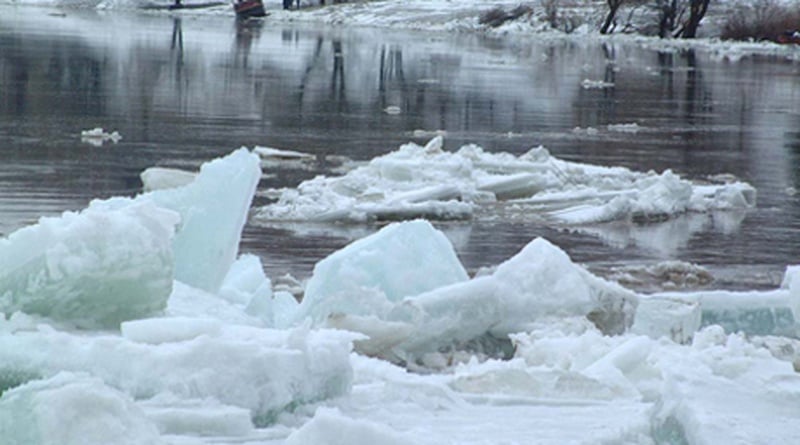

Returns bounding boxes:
[140,167,197,192]
[0,200,178,329]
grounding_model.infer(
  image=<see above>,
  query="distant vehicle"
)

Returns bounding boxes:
[234,0,267,18]
[776,31,800,45]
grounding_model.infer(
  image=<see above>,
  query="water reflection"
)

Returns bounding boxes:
[0,11,799,288]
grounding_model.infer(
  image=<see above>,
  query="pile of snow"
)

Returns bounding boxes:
[255,137,756,225]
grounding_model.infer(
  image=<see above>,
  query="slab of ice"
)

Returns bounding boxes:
[138,395,254,437]
[120,317,222,344]
[0,372,162,445]
[142,148,261,293]
[0,200,178,329]
[655,286,799,337]
[295,220,469,325]
[0,323,358,427]
[255,138,755,226]
[140,167,197,192]
[631,295,702,343]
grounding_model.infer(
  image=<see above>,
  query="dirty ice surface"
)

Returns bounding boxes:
[1,148,800,445]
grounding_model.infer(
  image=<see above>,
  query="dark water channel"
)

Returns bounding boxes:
[1,8,799,291]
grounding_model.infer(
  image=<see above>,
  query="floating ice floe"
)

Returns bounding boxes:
[255,137,756,225]
[80,127,122,146]
[580,79,615,89]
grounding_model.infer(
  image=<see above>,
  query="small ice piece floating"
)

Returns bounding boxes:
[80,127,122,146]
[255,137,756,225]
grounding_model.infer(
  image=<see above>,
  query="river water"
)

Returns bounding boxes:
[1,7,799,291]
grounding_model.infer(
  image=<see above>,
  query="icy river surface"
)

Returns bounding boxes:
[1,8,799,291]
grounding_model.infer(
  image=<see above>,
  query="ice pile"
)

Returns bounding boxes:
[285,219,638,364]
[255,136,756,225]
[0,148,359,442]
[1,147,799,444]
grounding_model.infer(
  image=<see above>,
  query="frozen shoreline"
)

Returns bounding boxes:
[3,0,799,61]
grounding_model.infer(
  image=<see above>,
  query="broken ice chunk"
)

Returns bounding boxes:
[0,372,163,445]
[655,271,800,337]
[142,148,261,293]
[0,201,178,329]
[386,237,638,360]
[295,220,469,325]
[631,296,702,343]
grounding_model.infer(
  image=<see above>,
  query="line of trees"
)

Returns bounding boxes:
[600,0,711,38]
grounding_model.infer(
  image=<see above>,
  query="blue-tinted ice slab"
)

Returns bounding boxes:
[0,201,178,328]
[295,220,469,325]
[0,372,163,445]
[143,148,261,293]
[631,295,702,343]
[653,267,800,337]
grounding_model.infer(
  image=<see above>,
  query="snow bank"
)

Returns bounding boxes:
[0,201,178,329]
[0,372,162,445]
[0,323,358,427]
[255,137,755,226]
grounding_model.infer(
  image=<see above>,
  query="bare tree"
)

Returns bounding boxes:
[601,0,625,34]
[675,0,711,38]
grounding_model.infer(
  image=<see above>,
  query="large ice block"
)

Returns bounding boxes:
[143,148,261,293]
[295,220,469,325]
[631,295,702,343]
[0,372,163,445]
[0,201,178,328]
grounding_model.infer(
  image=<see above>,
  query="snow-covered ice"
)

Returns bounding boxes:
[256,137,756,225]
